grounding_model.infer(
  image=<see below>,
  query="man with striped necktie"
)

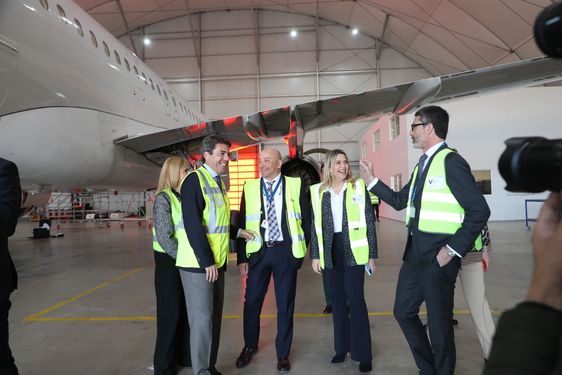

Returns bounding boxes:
[235,148,311,374]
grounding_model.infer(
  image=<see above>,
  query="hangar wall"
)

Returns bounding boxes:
[361,87,560,222]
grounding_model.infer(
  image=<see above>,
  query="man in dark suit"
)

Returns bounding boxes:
[235,148,311,374]
[360,106,490,375]
[0,157,22,375]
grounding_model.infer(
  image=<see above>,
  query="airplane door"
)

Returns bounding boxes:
[133,84,146,105]
[0,34,18,109]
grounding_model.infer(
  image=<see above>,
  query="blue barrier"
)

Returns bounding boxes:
[525,199,546,229]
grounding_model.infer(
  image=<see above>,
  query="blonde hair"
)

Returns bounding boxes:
[320,149,356,191]
[157,156,190,194]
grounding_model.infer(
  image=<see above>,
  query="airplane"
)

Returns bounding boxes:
[2,0,562,210]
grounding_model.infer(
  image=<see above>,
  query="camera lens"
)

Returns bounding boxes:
[534,2,562,58]
[498,137,562,192]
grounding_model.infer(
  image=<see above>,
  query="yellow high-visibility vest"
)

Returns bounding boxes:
[175,167,230,268]
[406,148,482,250]
[243,176,306,259]
[310,179,369,269]
[152,189,187,254]
[369,192,379,205]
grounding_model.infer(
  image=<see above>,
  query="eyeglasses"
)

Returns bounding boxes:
[410,122,428,131]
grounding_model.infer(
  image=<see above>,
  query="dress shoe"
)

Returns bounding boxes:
[277,356,291,373]
[330,352,346,363]
[209,367,222,375]
[359,361,372,373]
[323,304,333,314]
[235,347,258,368]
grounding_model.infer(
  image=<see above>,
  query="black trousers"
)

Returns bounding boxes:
[325,233,372,363]
[393,259,459,375]
[153,252,191,375]
[0,291,18,375]
[243,244,298,357]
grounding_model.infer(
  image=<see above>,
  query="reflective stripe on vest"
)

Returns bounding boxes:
[152,190,188,255]
[175,167,230,268]
[369,192,379,205]
[310,179,369,269]
[243,176,306,259]
[406,148,482,251]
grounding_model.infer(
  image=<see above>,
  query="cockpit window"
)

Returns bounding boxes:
[56,5,69,24]
[39,0,49,10]
[89,31,98,48]
[124,58,131,72]
[74,19,84,37]
[114,50,121,65]
[102,41,110,57]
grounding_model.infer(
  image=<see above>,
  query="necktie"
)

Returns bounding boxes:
[418,154,428,173]
[413,154,428,191]
[214,175,223,193]
[266,180,280,242]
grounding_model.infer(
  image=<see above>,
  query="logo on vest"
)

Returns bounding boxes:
[427,176,445,189]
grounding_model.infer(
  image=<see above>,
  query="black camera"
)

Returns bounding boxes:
[498,137,562,192]
[498,4,562,193]
[534,1,562,58]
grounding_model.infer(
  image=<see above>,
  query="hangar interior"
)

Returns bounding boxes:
[5,0,561,374]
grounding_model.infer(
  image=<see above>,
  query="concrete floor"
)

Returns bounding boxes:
[8,219,534,375]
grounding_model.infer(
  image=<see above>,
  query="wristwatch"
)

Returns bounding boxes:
[447,249,456,257]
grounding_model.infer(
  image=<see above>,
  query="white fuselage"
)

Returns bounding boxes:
[0,0,205,191]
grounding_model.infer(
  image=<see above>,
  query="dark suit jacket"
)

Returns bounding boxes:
[370,144,490,263]
[0,158,22,295]
[484,302,562,375]
[310,184,378,268]
[237,175,312,269]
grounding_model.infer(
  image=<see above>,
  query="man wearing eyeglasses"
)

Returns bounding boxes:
[360,105,490,375]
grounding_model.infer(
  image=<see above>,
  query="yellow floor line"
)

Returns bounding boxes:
[24,309,502,322]
[24,268,143,322]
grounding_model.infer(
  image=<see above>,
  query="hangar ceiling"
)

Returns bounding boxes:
[76,0,553,76]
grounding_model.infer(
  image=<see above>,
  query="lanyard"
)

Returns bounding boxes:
[262,178,282,205]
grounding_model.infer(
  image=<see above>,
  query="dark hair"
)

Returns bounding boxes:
[201,134,231,156]
[415,105,449,139]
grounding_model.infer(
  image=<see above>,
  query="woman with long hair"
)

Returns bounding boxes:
[310,149,378,373]
[152,156,191,375]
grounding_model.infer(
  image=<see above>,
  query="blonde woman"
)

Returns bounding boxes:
[310,149,378,373]
[152,156,191,374]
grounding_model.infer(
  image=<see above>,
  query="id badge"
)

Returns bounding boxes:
[261,220,269,229]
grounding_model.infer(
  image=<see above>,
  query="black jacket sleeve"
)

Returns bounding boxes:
[236,187,249,264]
[484,301,562,375]
[369,176,412,212]
[364,186,378,259]
[0,160,21,238]
[180,172,215,268]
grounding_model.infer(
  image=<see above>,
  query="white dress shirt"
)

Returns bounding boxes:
[328,184,347,233]
[263,173,284,242]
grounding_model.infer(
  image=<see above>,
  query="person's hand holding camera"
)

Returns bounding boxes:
[526,189,562,311]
